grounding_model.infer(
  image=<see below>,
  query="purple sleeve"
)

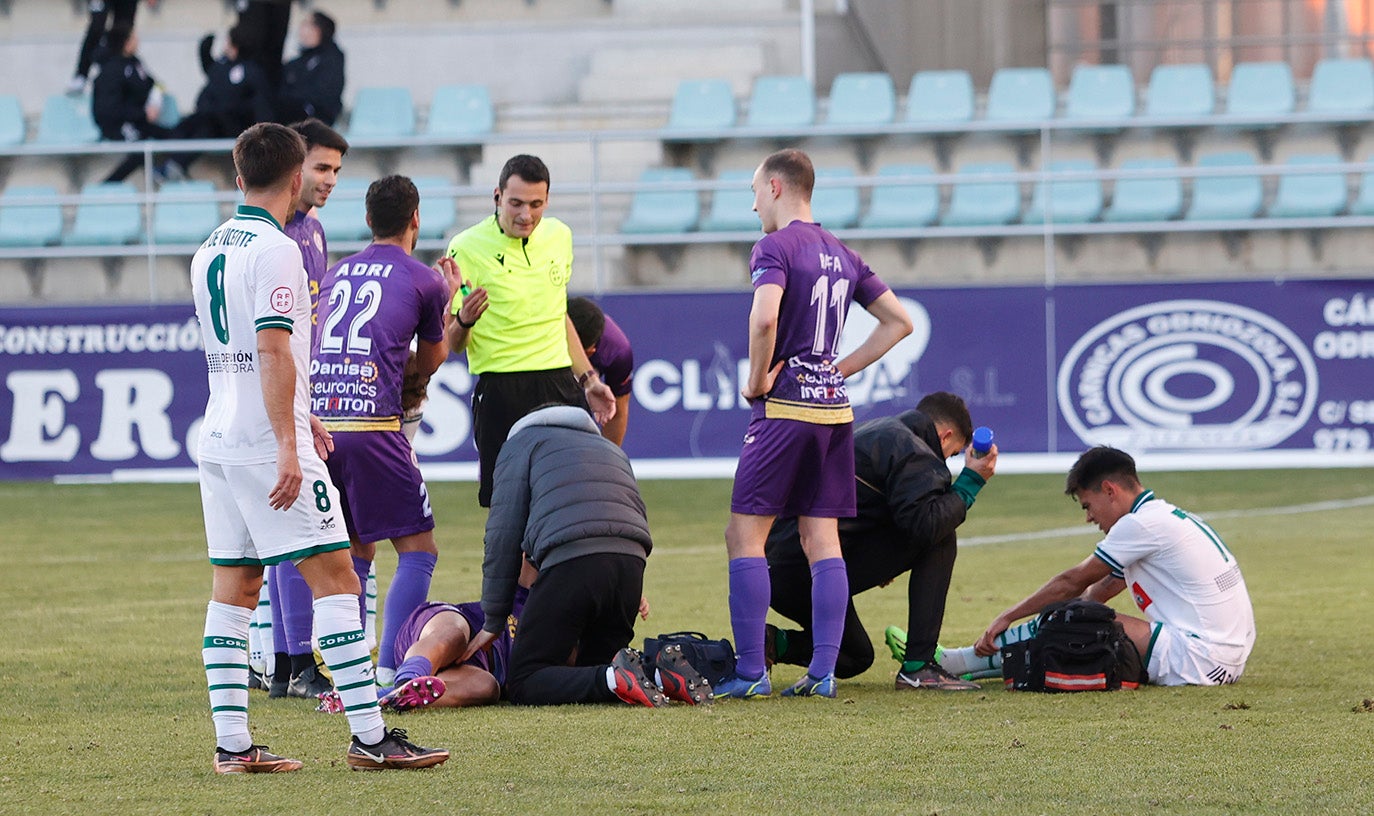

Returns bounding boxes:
[415,267,447,345]
[852,261,890,308]
[749,236,786,289]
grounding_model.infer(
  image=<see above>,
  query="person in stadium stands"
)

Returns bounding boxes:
[312,175,457,688]
[566,296,634,446]
[444,154,616,508]
[191,123,447,773]
[717,148,912,700]
[68,0,155,95]
[234,0,292,89]
[158,25,274,181]
[90,24,173,183]
[466,403,710,707]
[275,11,345,126]
[939,446,1257,686]
[764,392,996,691]
[256,117,349,700]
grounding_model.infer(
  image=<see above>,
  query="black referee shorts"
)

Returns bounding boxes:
[471,367,588,507]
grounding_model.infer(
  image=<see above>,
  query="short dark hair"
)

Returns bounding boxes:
[1064,446,1141,497]
[567,297,606,349]
[760,148,815,198]
[366,174,419,239]
[915,391,972,445]
[290,118,349,156]
[105,23,134,56]
[499,154,550,192]
[311,10,337,43]
[233,123,306,192]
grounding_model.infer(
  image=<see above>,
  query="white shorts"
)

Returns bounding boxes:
[199,455,349,566]
[1145,622,1247,686]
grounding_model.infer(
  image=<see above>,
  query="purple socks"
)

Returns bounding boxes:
[351,555,372,629]
[393,655,434,686]
[272,560,314,657]
[728,557,770,680]
[379,551,437,672]
[807,557,848,679]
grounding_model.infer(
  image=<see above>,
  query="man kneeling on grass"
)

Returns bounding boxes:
[939,446,1256,686]
[463,404,712,707]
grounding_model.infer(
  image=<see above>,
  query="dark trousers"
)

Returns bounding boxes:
[770,530,959,676]
[471,368,586,507]
[101,122,174,183]
[162,111,239,176]
[505,552,644,706]
[74,0,139,79]
[235,0,291,88]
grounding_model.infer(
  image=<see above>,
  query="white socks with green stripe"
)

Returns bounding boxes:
[940,619,1041,679]
[313,594,386,745]
[203,601,253,753]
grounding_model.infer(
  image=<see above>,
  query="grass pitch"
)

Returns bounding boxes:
[1,469,1372,815]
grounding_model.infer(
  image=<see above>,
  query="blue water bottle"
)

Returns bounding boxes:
[971,426,994,458]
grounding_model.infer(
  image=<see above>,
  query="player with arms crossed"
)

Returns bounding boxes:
[192,123,447,773]
[717,148,913,699]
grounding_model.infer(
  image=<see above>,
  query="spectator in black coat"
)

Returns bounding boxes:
[235,0,293,89]
[68,0,154,95]
[275,11,345,125]
[91,24,172,182]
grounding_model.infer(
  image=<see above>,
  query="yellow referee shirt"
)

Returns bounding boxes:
[446,214,574,375]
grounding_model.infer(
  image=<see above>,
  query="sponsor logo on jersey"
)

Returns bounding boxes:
[319,516,336,531]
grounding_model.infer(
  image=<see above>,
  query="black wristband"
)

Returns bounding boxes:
[455,313,476,329]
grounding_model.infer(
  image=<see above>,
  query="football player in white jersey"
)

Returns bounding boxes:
[192,122,448,774]
[941,446,1255,686]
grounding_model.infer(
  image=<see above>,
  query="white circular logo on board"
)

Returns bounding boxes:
[838,296,930,407]
[1057,299,1318,451]
[271,287,294,314]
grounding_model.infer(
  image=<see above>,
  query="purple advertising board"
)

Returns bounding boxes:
[1,279,1371,480]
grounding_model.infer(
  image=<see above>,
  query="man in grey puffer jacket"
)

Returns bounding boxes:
[462,404,710,707]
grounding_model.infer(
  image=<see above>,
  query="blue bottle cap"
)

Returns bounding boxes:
[971,426,994,453]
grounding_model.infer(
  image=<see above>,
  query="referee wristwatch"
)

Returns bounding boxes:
[577,369,599,388]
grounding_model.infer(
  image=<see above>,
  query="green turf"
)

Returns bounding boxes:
[1,470,1372,814]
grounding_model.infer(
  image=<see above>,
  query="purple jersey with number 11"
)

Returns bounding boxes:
[749,220,889,424]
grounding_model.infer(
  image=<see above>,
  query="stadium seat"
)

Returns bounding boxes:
[666,79,737,131]
[346,87,416,140]
[1103,158,1183,222]
[152,180,220,245]
[1225,61,1295,123]
[811,168,860,229]
[35,94,100,145]
[315,178,371,241]
[1023,159,1102,224]
[1307,58,1374,116]
[826,72,896,126]
[1185,152,1263,221]
[426,84,495,139]
[905,70,975,125]
[1143,63,1215,118]
[859,164,939,229]
[154,92,181,129]
[1268,154,1347,217]
[699,170,757,232]
[0,94,24,146]
[985,67,1055,123]
[620,168,699,234]
[1063,64,1135,125]
[745,75,815,129]
[943,162,1021,226]
[0,186,64,247]
[1350,169,1374,215]
[413,176,458,239]
[65,182,142,245]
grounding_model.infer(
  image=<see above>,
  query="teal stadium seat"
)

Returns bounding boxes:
[827,72,895,126]
[1103,158,1183,221]
[36,94,100,145]
[1144,64,1215,118]
[153,180,220,245]
[66,182,142,245]
[620,168,699,234]
[1308,58,1374,116]
[1185,152,1263,221]
[985,67,1055,124]
[746,75,815,128]
[1225,61,1295,124]
[346,87,416,139]
[1063,64,1135,127]
[943,162,1021,226]
[413,176,457,239]
[315,178,371,241]
[811,168,860,228]
[860,164,938,228]
[699,170,757,232]
[1268,154,1347,217]
[154,92,181,129]
[0,94,24,146]
[1350,167,1374,215]
[0,186,64,247]
[426,84,495,139]
[905,70,974,125]
[1023,159,1102,224]
[666,79,736,131]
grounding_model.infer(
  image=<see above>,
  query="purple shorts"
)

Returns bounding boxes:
[324,429,435,543]
[392,588,527,686]
[730,417,856,518]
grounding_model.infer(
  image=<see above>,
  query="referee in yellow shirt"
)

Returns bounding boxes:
[445,154,616,507]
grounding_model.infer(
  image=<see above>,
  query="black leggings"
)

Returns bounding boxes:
[74,0,139,79]
[471,368,586,508]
